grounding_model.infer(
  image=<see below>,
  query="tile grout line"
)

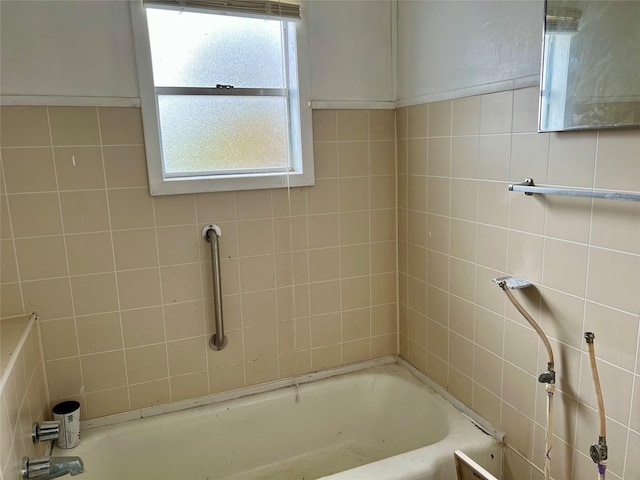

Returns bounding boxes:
[96,107,134,414]
[146,168,171,406]
[230,192,248,390]
[500,92,515,469]
[193,194,212,398]
[571,128,599,477]
[43,106,87,413]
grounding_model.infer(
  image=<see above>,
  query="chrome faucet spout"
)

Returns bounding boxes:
[22,456,84,479]
[50,457,84,477]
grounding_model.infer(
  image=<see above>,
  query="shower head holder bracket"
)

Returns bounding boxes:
[538,369,555,384]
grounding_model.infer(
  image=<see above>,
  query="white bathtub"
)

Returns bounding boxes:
[57,359,502,480]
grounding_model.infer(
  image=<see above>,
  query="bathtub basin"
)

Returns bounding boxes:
[57,361,501,479]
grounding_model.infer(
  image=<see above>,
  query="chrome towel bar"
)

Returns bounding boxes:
[202,224,227,351]
[509,178,640,202]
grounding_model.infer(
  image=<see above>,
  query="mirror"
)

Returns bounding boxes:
[539,0,640,132]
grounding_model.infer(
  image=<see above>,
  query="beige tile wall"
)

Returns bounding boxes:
[398,87,640,480]
[0,106,397,421]
[4,91,638,479]
[0,319,49,480]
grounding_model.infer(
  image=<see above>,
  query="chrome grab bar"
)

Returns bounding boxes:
[201,224,227,351]
[509,178,640,202]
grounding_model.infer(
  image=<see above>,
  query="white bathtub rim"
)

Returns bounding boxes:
[81,355,396,430]
[319,430,501,480]
[81,355,504,448]
[398,358,505,444]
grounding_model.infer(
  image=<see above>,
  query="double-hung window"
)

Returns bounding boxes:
[130,0,314,195]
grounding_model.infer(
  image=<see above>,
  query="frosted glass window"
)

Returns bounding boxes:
[147,9,286,89]
[130,0,314,195]
[158,95,289,174]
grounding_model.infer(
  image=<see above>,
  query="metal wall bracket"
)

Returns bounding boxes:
[509,178,640,202]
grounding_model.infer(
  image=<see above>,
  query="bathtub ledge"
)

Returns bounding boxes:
[0,313,38,392]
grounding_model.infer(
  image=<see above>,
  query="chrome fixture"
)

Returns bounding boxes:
[509,178,640,202]
[492,276,532,290]
[32,421,60,443]
[202,224,227,350]
[22,456,84,479]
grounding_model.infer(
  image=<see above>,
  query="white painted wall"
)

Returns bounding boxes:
[1,0,548,106]
[0,0,139,99]
[306,0,394,103]
[396,0,544,105]
[0,0,394,105]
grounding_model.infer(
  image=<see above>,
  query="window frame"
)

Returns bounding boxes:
[129,0,314,195]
